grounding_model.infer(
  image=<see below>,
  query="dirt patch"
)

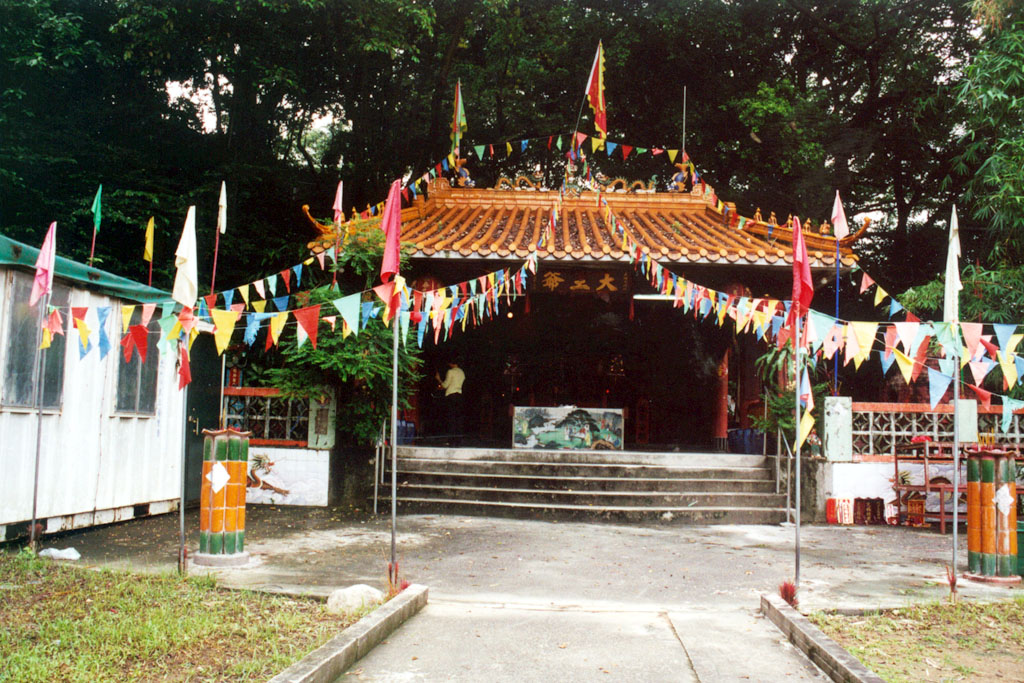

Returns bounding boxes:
[811,598,1024,682]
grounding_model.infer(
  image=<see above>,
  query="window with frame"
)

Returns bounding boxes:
[115,306,161,415]
[2,270,69,409]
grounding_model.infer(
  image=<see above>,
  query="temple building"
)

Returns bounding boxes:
[307,173,866,452]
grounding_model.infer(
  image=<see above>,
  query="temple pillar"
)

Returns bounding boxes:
[713,347,730,451]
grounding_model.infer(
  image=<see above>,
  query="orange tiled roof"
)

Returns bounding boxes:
[306,178,864,268]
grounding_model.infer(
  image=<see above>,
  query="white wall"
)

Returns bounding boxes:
[246,446,329,506]
[0,271,184,535]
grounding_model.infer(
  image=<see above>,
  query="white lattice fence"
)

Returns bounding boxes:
[851,402,1024,458]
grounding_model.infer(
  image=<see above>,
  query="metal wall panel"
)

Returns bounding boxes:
[0,270,185,527]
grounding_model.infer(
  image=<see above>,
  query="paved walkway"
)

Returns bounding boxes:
[31,506,1022,681]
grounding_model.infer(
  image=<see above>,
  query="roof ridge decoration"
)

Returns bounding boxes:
[305,177,867,268]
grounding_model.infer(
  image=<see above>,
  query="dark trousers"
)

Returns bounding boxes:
[444,392,464,440]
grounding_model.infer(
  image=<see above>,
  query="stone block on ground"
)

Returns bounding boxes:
[327,584,384,615]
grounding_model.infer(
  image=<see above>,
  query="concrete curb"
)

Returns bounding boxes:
[269,584,428,683]
[760,594,884,683]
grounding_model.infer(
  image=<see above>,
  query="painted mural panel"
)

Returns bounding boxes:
[513,406,624,450]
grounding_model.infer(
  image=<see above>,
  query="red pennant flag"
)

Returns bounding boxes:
[178,344,191,389]
[204,293,217,312]
[859,271,875,293]
[621,145,633,160]
[652,148,664,155]
[293,305,321,349]
[120,332,136,362]
[584,41,607,139]
[980,336,1000,359]
[489,144,494,157]
[280,269,292,293]
[401,187,410,203]
[130,324,149,364]
[791,215,814,321]
[969,383,992,407]
[379,178,403,283]
[71,307,88,327]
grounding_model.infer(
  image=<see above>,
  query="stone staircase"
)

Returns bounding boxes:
[387,446,788,525]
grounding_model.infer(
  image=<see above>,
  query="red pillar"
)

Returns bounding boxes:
[713,347,730,451]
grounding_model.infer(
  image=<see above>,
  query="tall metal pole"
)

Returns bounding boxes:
[952,330,960,578]
[390,312,400,574]
[178,341,190,575]
[833,241,840,395]
[681,87,687,154]
[794,309,802,591]
[29,292,50,552]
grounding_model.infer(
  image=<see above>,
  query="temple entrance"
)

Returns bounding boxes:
[411,265,754,450]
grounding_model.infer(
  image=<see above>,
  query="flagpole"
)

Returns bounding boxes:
[88,230,97,269]
[681,86,687,155]
[794,305,802,592]
[952,329,960,581]
[833,239,840,395]
[179,340,189,575]
[148,260,153,288]
[29,292,50,552]
[389,303,400,578]
[211,228,220,295]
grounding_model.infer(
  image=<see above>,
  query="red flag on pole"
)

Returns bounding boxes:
[30,222,57,307]
[585,41,607,140]
[791,215,814,321]
[379,179,403,283]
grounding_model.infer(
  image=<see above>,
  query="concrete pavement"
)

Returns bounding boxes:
[24,506,1024,680]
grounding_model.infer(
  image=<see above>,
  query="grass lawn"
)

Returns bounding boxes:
[811,597,1024,682]
[0,549,371,682]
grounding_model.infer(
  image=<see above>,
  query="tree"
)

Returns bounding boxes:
[261,228,421,445]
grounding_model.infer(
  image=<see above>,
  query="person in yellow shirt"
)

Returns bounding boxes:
[435,360,465,444]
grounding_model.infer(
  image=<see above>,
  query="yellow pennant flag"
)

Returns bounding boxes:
[143,217,154,262]
[1007,333,1023,356]
[591,136,603,153]
[999,351,1019,387]
[39,328,52,350]
[797,407,815,449]
[121,305,135,334]
[252,300,267,313]
[341,320,352,339]
[188,326,200,351]
[506,141,513,157]
[210,308,240,355]
[269,311,289,345]
[850,322,878,367]
[667,149,678,163]
[76,319,92,352]
[893,348,915,384]
[237,284,250,307]
[874,286,888,307]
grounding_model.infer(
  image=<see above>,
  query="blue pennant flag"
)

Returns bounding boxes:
[97,306,112,359]
[927,368,952,409]
[360,302,373,328]
[222,289,234,309]
[292,264,303,289]
[272,295,289,312]
[521,140,528,152]
[879,350,896,376]
[888,298,904,318]
[993,323,1017,353]
[442,157,449,171]
[606,142,618,157]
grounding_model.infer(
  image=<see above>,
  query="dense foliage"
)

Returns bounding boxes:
[258,229,421,445]
[0,0,986,297]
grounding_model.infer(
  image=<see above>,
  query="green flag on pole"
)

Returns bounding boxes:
[91,185,102,233]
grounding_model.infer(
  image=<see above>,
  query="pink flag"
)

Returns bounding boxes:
[791,216,813,317]
[379,178,402,283]
[332,181,344,225]
[831,191,849,239]
[30,222,57,306]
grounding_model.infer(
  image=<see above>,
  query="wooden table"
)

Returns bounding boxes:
[893,441,966,533]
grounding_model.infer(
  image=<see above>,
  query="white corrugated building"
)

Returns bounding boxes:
[0,233,184,541]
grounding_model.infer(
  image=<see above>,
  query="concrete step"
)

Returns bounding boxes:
[394,498,789,525]
[396,458,773,481]
[392,484,786,508]
[393,471,777,493]
[396,446,767,468]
